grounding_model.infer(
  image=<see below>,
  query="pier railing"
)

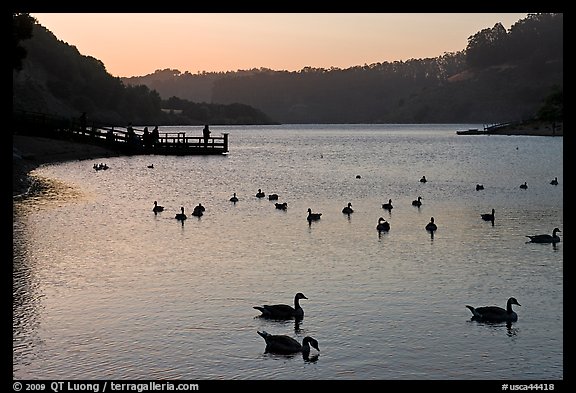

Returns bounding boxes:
[13,110,229,155]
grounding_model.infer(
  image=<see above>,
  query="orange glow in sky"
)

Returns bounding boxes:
[31,13,530,77]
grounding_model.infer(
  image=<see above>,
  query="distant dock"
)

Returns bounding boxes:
[13,110,229,155]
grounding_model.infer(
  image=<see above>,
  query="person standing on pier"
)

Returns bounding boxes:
[203,124,211,147]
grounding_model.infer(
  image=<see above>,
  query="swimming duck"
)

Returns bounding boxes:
[526,228,561,243]
[425,217,437,231]
[253,292,308,319]
[412,196,423,207]
[342,202,354,214]
[191,205,204,217]
[275,202,288,210]
[382,199,393,211]
[307,208,322,221]
[256,189,265,198]
[519,182,528,189]
[481,208,495,222]
[268,193,279,200]
[257,331,319,356]
[152,201,164,213]
[376,217,390,231]
[420,176,427,183]
[230,193,239,202]
[147,164,154,168]
[466,297,521,323]
[550,177,558,185]
[175,206,187,220]
[476,184,484,191]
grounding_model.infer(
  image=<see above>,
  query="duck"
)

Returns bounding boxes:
[425,217,437,231]
[175,206,187,220]
[420,176,427,183]
[526,228,561,243]
[466,297,521,323]
[257,331,319,357]
[550,177,558,185]
[307,208,322,221]
[147,164,154,169]
[382,199,393,211]
[275,202,288,210]
[230,193,239,203]
[519,182,528,189]
[481,208,495,222]
[268,193,279,201]
[191,206,203,217]
[342,202,354,214]
[253,292,308,319]
[476,184,484,191]
[376,217,390,231]
[412,196,423,207]
[256,189,266,198]
[152,201,164,213]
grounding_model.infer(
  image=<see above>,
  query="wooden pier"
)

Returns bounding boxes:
[13,110,229,155]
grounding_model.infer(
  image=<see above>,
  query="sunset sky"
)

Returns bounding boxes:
[31,13,530,78]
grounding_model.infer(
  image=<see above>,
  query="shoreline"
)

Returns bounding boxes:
[13,135,121,197]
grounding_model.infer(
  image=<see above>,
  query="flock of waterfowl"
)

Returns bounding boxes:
[148,173,560,356]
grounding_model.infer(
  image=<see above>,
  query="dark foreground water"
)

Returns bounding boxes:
[13,124,563,380]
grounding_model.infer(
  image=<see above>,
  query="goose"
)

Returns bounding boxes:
[382,199,393,211]
[268,193,279,201]
[476,184,484,191]
[253,292,308,319]
[420,176,427,183]
[257,331,319,356]
[376,217,390,231]
[147,164,154,168]
[412,196,423,207]
[481,208,495,222]
[191,207,203,217]
[466,297,521,323]
[230,193,239,203]
[526,228,561,243]
[342,202,354,214]
[550,177,558,185]
[307,208,322,221]
[256,189,265,198]
[519,182,528,189]
[152,201,164,213]
[175,206,187,220]
[425,217,437,231]
[275,202,288,210]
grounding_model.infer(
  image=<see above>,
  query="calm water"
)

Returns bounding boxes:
[13,124,563,380]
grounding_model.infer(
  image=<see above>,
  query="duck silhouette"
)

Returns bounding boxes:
[342,202,354,214]
[412,196,423,207]
[382,199,393,211]
[257,331,319,359]
[254,292,308,319]
[420,176,427,183]
[152,201,164,213]
[256,189,265,198]
[550,177,558,185]
[268,193,279,200]
[275,202,288,210]
[175,206,187,220]
[230,193,239,203]
[481,208,495,222]
[376,217,390,231]
[526,228,561,243]
[476,184,484,191]
[425,217,437,231]
[307,208,322,221]
[520,182,528,189]
[466,297,521,323]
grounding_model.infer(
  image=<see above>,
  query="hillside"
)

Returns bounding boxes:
[123,13,563,124]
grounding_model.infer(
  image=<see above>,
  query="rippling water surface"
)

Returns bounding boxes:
[13,124,563,380]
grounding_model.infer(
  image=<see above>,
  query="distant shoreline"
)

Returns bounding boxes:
[457,120,563,136]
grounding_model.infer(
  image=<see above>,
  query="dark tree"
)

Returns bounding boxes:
[13,13,36,71]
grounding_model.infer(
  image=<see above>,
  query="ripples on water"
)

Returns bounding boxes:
[13,125,563,380]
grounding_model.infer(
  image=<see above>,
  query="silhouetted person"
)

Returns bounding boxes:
[106,127,115,143]
[203,124,211,147]
[142,126,150,148]
[79,112,87,134]
[151,126,160,147]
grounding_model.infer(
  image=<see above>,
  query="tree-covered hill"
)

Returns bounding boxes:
[124,13,562,124]
[12,16,276,126]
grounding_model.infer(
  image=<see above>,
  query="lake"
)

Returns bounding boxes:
[13,124,563,381]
